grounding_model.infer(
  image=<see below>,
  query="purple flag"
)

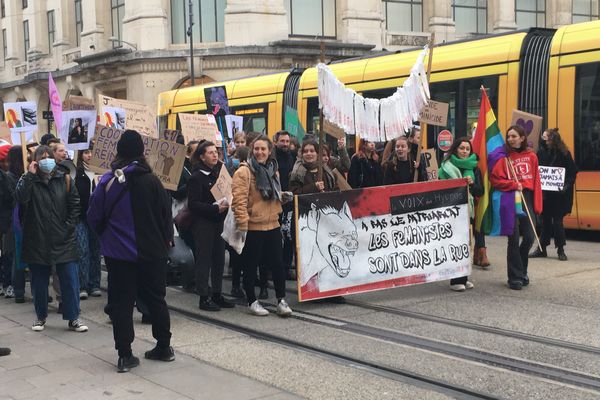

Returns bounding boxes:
[48,73,62,134]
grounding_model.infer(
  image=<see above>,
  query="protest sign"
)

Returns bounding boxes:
[204,86,230,117]
[422,149,439,181]
[284,106,306,142]
[102,107,126,130]
[539,166,565,191]
[210,164,233,204]
[295,179,471,301]
[179,113,220,143]
[224,115,243,139]
[323,119,345,140]
[63,96,96,111]
[98,95,157,137]
[59,110,97,150]
[419,100,449,127]
[510,110,543,151]
[162,130,181,142]
[90,125,185,190]
[4,101,37,144]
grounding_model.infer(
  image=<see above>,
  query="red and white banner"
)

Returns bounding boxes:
[295,179,471,301]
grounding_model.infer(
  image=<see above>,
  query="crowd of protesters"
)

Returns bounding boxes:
[0,121,577,371]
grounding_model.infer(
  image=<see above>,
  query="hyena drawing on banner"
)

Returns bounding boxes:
[298,202,359,293]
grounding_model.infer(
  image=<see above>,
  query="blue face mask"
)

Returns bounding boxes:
[38,158,56,173]
[232,159,240,168]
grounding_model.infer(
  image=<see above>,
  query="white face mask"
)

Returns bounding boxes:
[38,158,56,173]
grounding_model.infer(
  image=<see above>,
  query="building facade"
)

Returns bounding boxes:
[0,0,597,135]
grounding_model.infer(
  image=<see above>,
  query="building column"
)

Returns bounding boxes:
[80,0,111,56]
[122,0,169,51]
[224,0,288,46]
[4,0,24,64]
[338,0,384,49]
[547,0,571,28]
[23,0,48,58]
[490,0,517,32]
[425,0,456,42]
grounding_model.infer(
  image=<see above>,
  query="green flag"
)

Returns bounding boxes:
[284,106,305,143]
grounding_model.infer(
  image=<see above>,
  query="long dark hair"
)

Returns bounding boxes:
[7,146,24,177]
[384,137,414,172]
[444,136,473,162]
[505,125,528,152]
[545,128,570,156]
[190,140,216,166]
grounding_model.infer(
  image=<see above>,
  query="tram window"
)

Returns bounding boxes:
[157,115,168,133]
[232,104,269,135]
[574,63,600,171]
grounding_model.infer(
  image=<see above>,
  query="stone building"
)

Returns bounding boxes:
[0,0,597,135]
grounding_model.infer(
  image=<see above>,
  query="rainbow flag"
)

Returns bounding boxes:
[472,89,519,236]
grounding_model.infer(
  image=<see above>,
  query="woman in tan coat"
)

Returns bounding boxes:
[232,135,292,317]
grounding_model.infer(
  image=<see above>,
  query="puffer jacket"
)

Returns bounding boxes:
[232,161,282,232]
[15,169,80,265]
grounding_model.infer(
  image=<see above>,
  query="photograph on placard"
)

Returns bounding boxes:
[102,107,126,130]
[60,110,97,150]
[204,86,230,116]
[4,101,38,131]
[224,115,243,139]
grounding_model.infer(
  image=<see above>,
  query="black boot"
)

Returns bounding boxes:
[144,345,175,362]
[199,296,220,311]
[212,294,235,308]
[117,355,140,373]
[529,246,547,258]
[557,247,568,261]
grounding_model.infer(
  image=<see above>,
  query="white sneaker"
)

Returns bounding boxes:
[32,319,46,331]
[4,285,14,298]
[79,291,88,300]
[276,299,292,317]
[465,281,474,289]
[249,300,269,316]
[68,319,88,332]
[450,284,466,292]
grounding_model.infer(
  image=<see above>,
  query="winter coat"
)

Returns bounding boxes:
[232,161,282,232]
[0,170,15,234]
[275,147,295,191]
[289,161,337,195]
[15,169,80,265]
[383,155,428,185]
[169,158,193,201]
[187,160,227,223]
[537,147,578,216]
[75,167,96,220]
[347,155,383,189]
[87,162,173,263]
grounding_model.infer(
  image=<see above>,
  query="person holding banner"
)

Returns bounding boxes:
[531,128,577,261]
[14,145,88,333]
[490,126,542,290]
[290,139,338,194]
[348,139,383,189]
[438,137,484,291]
[383,136,428,185]
[187,140,234,311]
[232,135,293,317]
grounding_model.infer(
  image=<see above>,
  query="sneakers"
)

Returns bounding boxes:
[249,300,269,316]
[32,319,46,331]
[89,289,102,297]
[4,286,14,298]
[213,295,235,308]
[199,297,221,312]
[529,248,547,258]
[258,287,269,300]
[117,355,140,373]
[230,286,245,299]
[276,299,292,317]
[508,281,523,290]
[465,281,474,289]
[144,345,175,362]
[79,290,88,300]
[68,319,89,332]
[450,284,466,292]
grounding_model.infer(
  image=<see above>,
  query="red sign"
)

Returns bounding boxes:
[437,130,453,152]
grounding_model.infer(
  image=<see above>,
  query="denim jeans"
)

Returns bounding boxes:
[75,220,102,291]
[30,262,80,321]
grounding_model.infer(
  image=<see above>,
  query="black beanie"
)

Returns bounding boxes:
[117,130,144,159]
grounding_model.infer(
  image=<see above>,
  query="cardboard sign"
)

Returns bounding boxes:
[510,110,543,151]
[295,179,471,301]
[210,164,233,204]
[224,115,243,139]
[59,110,97,150]
[332,169,351,191]
[98,95,157,137]
[323,119,345,140]
[539,166,565,191]
[63,96,96,111]
[179,113,220,143]
[90,124,185,191]
[162,130,181,142]
[422,149,439,181]
[419,100,449,127]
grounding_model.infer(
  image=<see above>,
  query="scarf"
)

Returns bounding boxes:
[439,154,478,217]
[250,157,281,200]
[448,154,477,181]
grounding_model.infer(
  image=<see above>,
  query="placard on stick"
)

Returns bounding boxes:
[323,119,345,140]
[210,164,232,203]
[179,113,220,143]
[419,100,449,127]
[510,110,543,151]
[98,95,157,137]
[422,149,439,181]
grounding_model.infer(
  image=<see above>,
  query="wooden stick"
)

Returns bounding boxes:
[414,33,435,182]
[317,40,325,182]
[20,132,28,173]
[506,157,543,251]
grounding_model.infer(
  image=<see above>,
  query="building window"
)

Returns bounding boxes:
[574,62,600,171]
[23,20,29,60]
[75,0,83,46]
[111,0,126,46]
[453,0,487,35]
[48,11,56,52]
[1,0,5,18]
[572,0,599,22]
[22,0,27,9]
[170,0,226,44]
[515,0,545,28]
[383,0,422,32]
[284,0,336,38]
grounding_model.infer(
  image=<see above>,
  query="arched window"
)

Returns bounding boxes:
[453,0,487,35]
[170,0,226,44]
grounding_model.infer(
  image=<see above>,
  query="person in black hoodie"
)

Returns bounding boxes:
[348,139,383,189]
[187,141,235,311]
[383,136,428,185]
[530,128,578,261]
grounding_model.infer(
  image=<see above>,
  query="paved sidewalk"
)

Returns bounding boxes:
[0,299,301,400]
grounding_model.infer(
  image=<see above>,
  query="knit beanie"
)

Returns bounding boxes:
[116,130,144,159]
[0,144,11,161]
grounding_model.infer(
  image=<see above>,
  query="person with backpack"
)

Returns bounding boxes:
[14,145,88,333]
[87,130,174,373]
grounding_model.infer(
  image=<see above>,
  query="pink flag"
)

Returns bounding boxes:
[48,73,62,134]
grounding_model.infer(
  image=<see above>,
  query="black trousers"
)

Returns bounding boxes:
[242,228,286,305]
[192,219,225,297]
[228,244,243,288]
[106,257,172,357]
[540,211,566,249]
[507,191,536,283]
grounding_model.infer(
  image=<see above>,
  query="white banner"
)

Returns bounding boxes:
[539,166,565,191]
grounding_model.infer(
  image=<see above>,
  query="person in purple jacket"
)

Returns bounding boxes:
[88,130,175,373]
